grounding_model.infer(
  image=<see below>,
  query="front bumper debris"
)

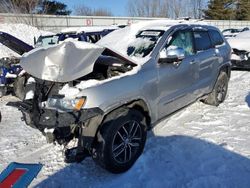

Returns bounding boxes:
[7,100,104,129]
[8,100,105,160]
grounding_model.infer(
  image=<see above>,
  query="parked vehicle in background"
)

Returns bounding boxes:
[35,26,118,47]
[222,27,249,38]
[228,30,250,70]
[9,20,231,173]
[0,26,118,99]
[0,31,33,98]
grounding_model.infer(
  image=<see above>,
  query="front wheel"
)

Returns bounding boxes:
[203,71,229,106]
[93,108,147,173]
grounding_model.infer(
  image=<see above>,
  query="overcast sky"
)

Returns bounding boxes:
[58,0,129,16]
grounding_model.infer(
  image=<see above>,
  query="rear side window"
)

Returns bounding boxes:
[194,31,212,51]
[209,30,224,46]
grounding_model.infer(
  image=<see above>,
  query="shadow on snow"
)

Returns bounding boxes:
[35,134,250,188]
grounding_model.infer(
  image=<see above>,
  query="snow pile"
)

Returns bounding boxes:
[0,23,52,58]
[59,84,80,99]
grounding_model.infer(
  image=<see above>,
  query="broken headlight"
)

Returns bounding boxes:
[46,97,86,111]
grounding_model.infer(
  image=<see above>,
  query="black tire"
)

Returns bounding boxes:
[93,108,147,173]
[203,71,229,106]
[13,76,26,100]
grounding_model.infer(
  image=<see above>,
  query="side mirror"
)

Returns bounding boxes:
[159,47,185,64]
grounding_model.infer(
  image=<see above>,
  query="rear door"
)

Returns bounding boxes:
[192,29,220,95]
[208,29,226,73]
[0,32,33,55]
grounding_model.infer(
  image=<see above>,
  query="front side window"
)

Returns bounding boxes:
[194,31,212,51]
[166,30,194,56]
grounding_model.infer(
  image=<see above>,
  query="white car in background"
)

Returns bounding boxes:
[222,27,249,38]
[228,30,250,69]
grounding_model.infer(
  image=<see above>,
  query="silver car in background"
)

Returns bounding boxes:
[10,20,231,173]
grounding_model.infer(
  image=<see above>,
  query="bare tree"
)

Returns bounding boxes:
[127,0,207,19]
[127,0,169,17]
[0,0,40,14]
[189,0,205,19]
[171,0,182,18]
[74,4,112,16]
[74,4,92,16]
[93,8,112,16]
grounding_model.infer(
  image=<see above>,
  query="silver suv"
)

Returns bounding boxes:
[10,20,231,173]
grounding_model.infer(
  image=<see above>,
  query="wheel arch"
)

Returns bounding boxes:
[211,63,231,91]
[219,63,231,78]
[101,99,152,130]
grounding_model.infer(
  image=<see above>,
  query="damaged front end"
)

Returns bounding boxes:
[231,49,250,70]
[8,79,104,162]
[8,79,104,145]
[8,40,136,162]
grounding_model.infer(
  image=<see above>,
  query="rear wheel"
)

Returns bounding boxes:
[203,71,229,106]
[93,108,147,173]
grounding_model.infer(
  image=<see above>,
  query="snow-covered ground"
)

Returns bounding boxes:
[0,70,250,188]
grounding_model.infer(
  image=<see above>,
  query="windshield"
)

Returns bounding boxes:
[96,20,171,64]
[127,30,164,58]
[35,35,59,48]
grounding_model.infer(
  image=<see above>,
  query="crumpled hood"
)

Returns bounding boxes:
[20,40,105,82]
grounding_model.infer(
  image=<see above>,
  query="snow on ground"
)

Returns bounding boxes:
[0,70,250,187]
[0,23,52,58]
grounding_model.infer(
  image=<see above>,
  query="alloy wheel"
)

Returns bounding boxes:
[112,120,142,164]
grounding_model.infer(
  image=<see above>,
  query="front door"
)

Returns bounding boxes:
[157,29,197,119]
